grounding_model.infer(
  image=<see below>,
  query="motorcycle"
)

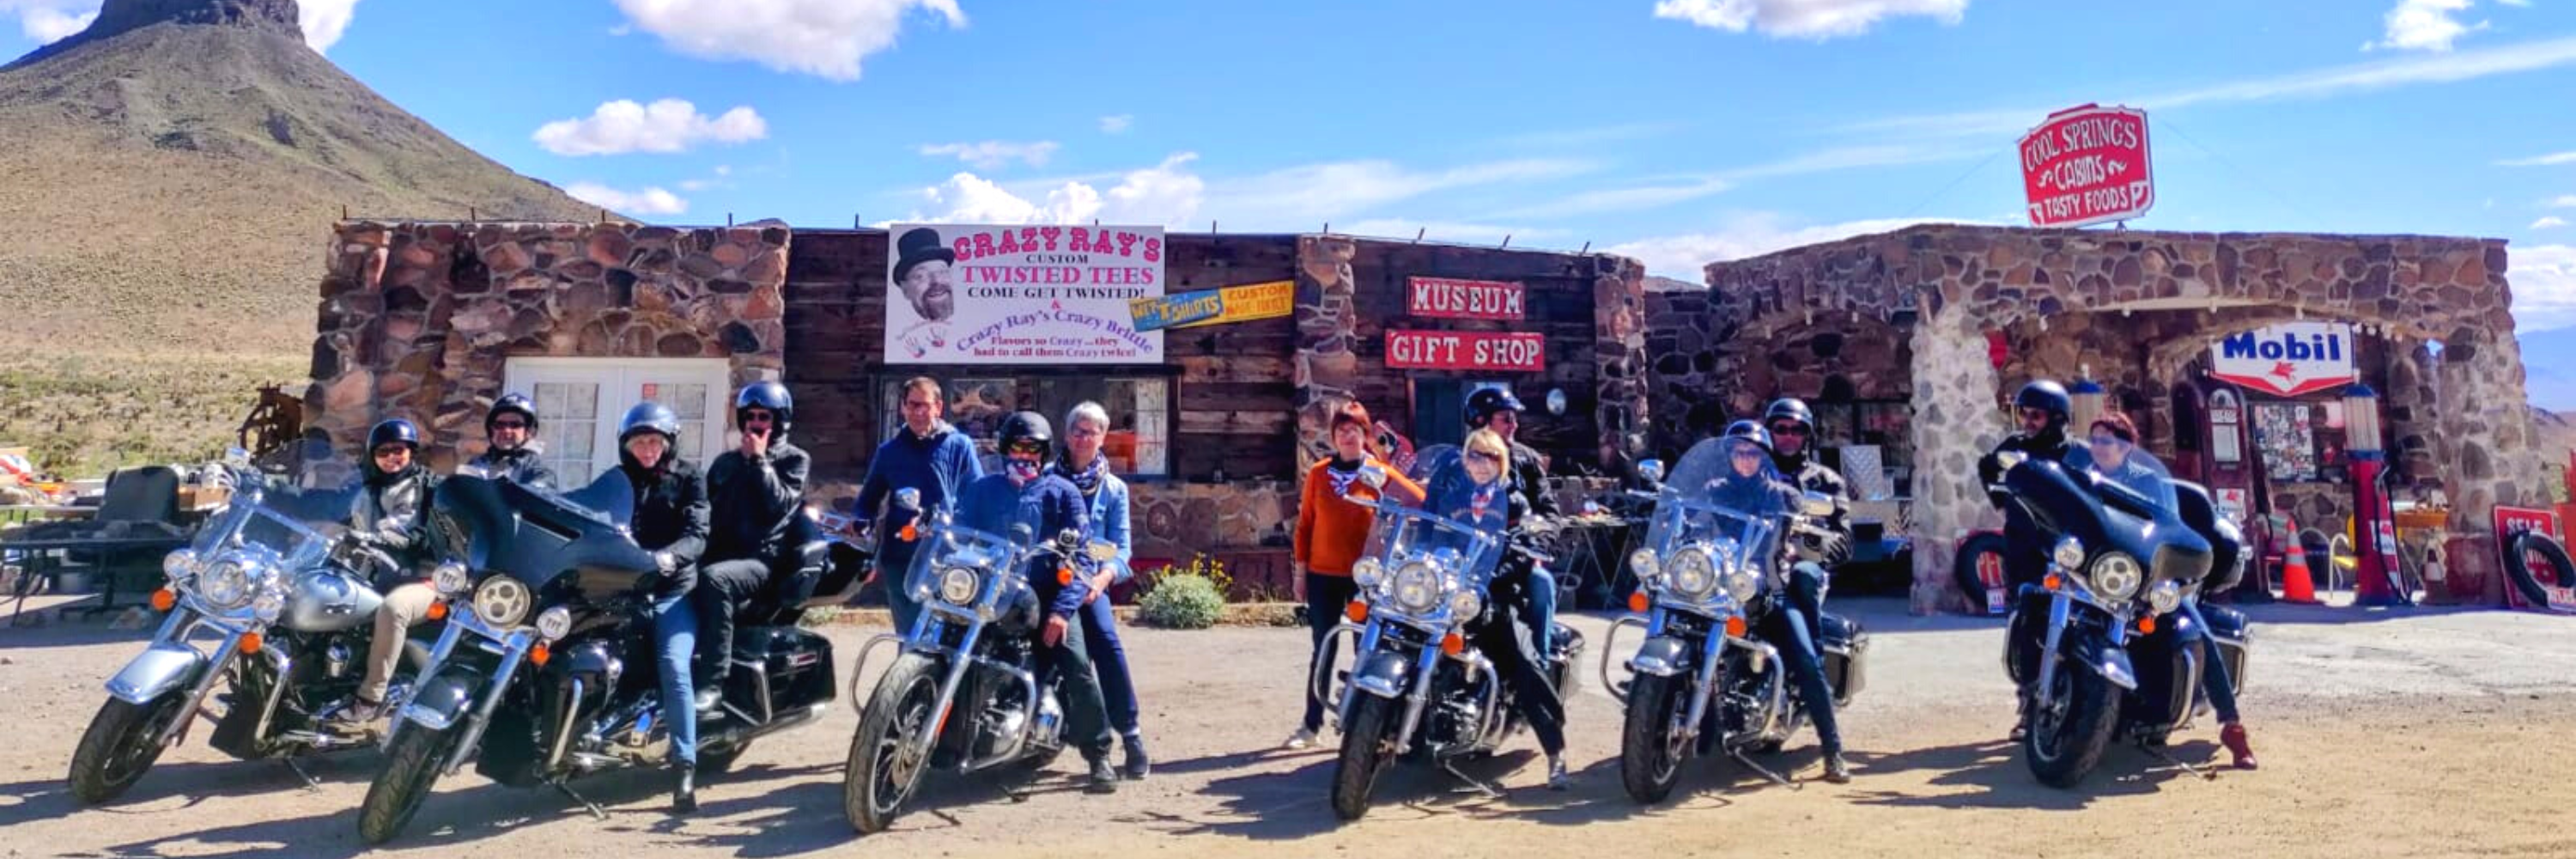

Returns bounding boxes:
[1990,452,2251,788]
[1312,458,1583,821]
[841,488,1118,834]
[1601,440,1871,803]
[356,469,848,844]
[68,449,410,803]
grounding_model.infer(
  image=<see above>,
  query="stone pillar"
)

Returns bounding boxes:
[1593,259,1650,472]
[1292,235,1362,471]
[1907,311,2009,614]
[2432,309,2549,606]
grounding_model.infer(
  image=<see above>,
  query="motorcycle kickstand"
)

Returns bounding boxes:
[2137,740,2218,781]
[1727,748,1802,791]
[553,780,608,819]
[1437,758,1505,800]
[283,757,325,791]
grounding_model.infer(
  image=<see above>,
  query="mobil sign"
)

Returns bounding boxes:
[2020,104,2154,228]
[2209,322,2356,398]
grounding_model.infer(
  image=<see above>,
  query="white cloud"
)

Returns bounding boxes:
[1098,114,1134,134]
[2513,244,2576,332]
[917,140,1061,170]
[18,4,90,42]
[534,99,767,156]
[2554,195,2576,208]
[566,183,690,216]
[2367,0,2486,52]
[1651,0,1967,40]
[612,0,963,82]
[1605,213,1978,277]
[2502,150,2576,166]
[914,153,1206,227]
[300,0,361,52]
[2536,216,2570,229]
[1,0,358,49]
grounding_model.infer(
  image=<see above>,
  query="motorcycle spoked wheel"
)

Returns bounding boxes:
[1619,672,1693,804]
[845,652,942,834]
[359,723,454,844]
[2022,656,2119,789]
[66,691,188,804]
[1329,694,1402,821]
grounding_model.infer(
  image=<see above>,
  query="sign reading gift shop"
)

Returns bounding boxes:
[1406,277,1525,320]
[883,222,1165,364]
[2020,104,2154,228]
[1384,330,1545,372]
[2208,321,2357,398]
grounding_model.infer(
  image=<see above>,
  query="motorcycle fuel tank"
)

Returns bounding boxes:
[284,570,383,633]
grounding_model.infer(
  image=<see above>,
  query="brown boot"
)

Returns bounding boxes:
[2221,722,2257,771]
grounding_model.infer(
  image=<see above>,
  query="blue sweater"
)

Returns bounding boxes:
[856,423,985,562]
[957,472,1097,620]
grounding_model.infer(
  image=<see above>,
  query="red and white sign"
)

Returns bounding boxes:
[2208,322,2357,398]
[2493,506,2571,610]
[1406,277,1525,320]
[2019,104,2154,228]
[1384,330,1545,372]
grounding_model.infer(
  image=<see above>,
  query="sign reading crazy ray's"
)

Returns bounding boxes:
[884,223,1165,364]
[2208,321,2356,398]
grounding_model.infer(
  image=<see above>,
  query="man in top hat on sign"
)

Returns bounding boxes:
[892,227,959,359]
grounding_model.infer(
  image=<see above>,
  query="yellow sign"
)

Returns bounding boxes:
[1182,280,1293,328]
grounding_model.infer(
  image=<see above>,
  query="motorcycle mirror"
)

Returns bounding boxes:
[1055,528,1084,550]
[1798,490,1835,517]
[222,447,254,468]
[1357,463,1388,490]
[454,463,492,479]
[895,487,923,512]
[1546,387,1569,416]
[1638,459,1666,484]
[1997,451,2029,471]
[1011,523,1036,544]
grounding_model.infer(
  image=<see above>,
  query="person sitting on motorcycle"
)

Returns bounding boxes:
[332,419,439,728]
[1432,428,1571,790]
[2069,413,2258,771]
[1709,420,1853,783]
[1982,381,2084,740]
[466,393,556,490]
[956,411,1121,793]
[1433,393,1564,656]
[693,381,812,714]
[1762,397,1854,638]
[615,403,714,812]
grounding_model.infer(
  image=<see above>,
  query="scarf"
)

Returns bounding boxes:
[1053,454,1108,498]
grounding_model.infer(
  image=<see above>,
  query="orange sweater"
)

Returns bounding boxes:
[1294,457,1424,576]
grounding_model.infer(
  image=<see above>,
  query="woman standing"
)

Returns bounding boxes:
[1057,402,1151,779]
[1285,402,1425,749]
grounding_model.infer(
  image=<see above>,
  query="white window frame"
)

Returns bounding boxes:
[503,357,735,484]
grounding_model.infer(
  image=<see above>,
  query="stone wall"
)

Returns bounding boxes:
[306,221,788,465]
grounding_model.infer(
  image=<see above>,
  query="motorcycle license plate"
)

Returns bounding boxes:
[2548,586,2575,610]
[1986,587,2007,614]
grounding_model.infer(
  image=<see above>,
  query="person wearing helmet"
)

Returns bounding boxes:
[855,377,986,634]
[614,402,714,811]
[1761,398,1853,678]
[694,381,813,712]
[466,393,556,490]
[1980,380,2085,742]
[1706,420,1852,783]
[1462,387,1558,516]
[1434,427,1573,790]
[956,411,1121,792]
[331,419,440,728]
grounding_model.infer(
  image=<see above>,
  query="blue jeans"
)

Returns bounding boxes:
[653,593,699,766]
[1763,562,1842,756]
[1519,567,1558,652]
[1080,592,1141,736]
[881,543,922,636]
[2183,602,2242,723]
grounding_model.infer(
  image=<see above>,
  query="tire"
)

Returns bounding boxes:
[1619,672,1692,804]
[2505,533,2574,609]
[845,652,942,835]
[2022,656,2119,789]
[359,725,451,844]
[66,693,187,804]
[697,741,749,777]
[1329,694,1400,822]
[1954,533,2011,617]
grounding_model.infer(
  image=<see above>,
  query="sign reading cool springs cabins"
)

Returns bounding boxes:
[2019,104,2154,228]
[884,223,1165,364]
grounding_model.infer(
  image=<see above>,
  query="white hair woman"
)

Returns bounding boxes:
[1054,400,1150,779]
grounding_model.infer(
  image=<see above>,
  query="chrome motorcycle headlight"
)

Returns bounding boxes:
[472,576,534,628]
[198,557,254,610]
[1720,567,1759,604]
[432,561,471,596]
[938,567,980,606]
[1352,557,1387,588]
[1391,562,1441,614]
[1667,545,1719,601]
[2147,580,2184,616]
[1447,588,1482,620]
[2051,537,2086,571]
[536,606,574,642]
[1627,548,1660,581]
[162,550,199,584]
[2089,552,2144,601]
[252,588,286,622]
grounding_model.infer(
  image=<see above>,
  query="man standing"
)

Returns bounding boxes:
[694,381,811,710]
[467,393,556,490]
[855,377,985,632]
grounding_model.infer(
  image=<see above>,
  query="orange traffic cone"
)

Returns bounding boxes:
[2281,546,2320,605]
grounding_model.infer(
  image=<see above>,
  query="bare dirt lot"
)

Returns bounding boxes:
[2,599,2571,859]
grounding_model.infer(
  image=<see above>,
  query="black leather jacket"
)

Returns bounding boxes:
[621,455,709,598]
[465,445,556,491]
[705,439,811,564]
[1772,453,1855,566]
[352,462,434,588]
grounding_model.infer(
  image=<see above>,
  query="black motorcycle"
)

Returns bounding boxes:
[1991,454,2251,787]
[356,470,850,844]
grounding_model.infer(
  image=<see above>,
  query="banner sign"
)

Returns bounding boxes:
[1384,330,1545,372]
[884,223,1164,364]
[1406,277,1525,320]
[2494,506,2571,611]
[1129,280,1293,332]
[2020,104,2154,228]
[2209,322,2357,398]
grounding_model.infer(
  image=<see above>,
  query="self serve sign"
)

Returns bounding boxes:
[2208,322,2356,398]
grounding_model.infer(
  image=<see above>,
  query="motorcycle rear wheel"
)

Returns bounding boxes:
[1619,673,1692,803]
[67,692,186,804]
[2023,658,2118,789]
[1329,695,1400,821]
[846,652,940,834]
[359,724,451,844]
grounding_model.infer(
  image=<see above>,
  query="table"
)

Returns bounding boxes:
[3,533,189,625]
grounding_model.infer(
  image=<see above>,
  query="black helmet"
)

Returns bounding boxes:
[735,380,793,434]
[487,393,539,434]
[367,419,422,453]
[619,402,680,444]
[1720,419,1773,455]
[1464,387,1526,429]
[2014,380,2073,423]
[999,411,1054,453]
[1762,398,1815,433]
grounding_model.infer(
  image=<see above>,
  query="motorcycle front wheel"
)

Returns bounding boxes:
[1619,672,1693,803]
[66,692,187,804]
[1329,694,1400,821]
[2023,656,2118,789]
[845,652,941,834]
[359,724,452,844]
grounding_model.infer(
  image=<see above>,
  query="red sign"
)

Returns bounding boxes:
[2493,506,2569,610]
[1384,330,1545,372]
[1406,277,1525,320]
[2019,104,2154,228]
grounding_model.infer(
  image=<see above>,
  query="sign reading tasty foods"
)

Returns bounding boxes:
[2020,104,2154,228]
[1406,277,1525,320]
[1384,330,1545,372]
[884,223,1165,364]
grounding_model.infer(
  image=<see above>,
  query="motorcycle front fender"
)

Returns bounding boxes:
[399,665,487,733]
[1350,649,1414,700]
[1628,635,1694,678]
[106,641,209,705]
[2070,632,2139,691]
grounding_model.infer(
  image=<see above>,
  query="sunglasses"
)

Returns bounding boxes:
[1769,423,1808,437]
[372,447,411,460]
[1466,450,1504,463]
[491,419,529,430]
[1730,448,1766,460]
[742,412,776,424]
[1005,440,1050,455]
[2018,407,2052,422]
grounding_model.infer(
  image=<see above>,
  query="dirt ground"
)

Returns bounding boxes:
[1,598,2571,859]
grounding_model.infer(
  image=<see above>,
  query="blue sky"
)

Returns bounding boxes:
[4,1,2574,356]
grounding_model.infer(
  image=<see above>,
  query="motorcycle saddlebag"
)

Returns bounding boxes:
[1819,612,1867,704]
[732,627,837,716]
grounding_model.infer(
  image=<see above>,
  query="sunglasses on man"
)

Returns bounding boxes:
[491,419,529,431]
[1005,439,1050,457]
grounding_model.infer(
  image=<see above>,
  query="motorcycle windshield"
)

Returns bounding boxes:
[1638,439,1783,605]
[432,470,652,596]
[2005,458,2211,588]
[902,518,1023,606]
[1352,454,1504,626]
[191,480,348,570]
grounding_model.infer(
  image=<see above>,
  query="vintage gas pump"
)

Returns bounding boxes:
[2069,371,2105,437]
[2344,383,2407,606]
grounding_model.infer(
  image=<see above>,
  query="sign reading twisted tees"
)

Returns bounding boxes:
[884,223,1164,364]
